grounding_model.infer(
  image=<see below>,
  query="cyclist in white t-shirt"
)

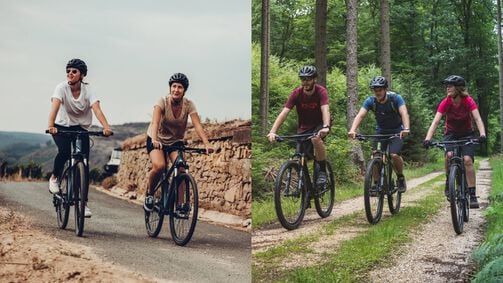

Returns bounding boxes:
[47,59,113,217]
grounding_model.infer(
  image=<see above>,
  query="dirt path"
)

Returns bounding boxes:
[368,159,491,282]
[252,171,443,253]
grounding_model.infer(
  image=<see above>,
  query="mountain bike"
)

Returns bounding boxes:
[428,139,479,234]
[144,144,206,246]
[356,134,402,224]
[46,129,107,237]
[273,133,335,230]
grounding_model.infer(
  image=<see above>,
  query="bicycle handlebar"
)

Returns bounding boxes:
[158,143,209,154]
[275,132,318,142]
[428,139,479,149]
[45,129,111,136]
[355,133,400,141]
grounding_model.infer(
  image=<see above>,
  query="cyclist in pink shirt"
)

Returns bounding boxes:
[424,75,486,208]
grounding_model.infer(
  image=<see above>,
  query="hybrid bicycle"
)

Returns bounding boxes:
[428,139,479,234]
[357,134,402,224]
[46,129,107,237]
[274,133,335,230]
[144,143,206,246]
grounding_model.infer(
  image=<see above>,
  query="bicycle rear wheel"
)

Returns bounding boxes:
[169,173,198,246]
[74,162,87,237]
[56,165,70,229]
[314,161,335,218]
[145,181,164,238]
[463,178,470,222]
[387,175,402,215]
[448,165,464,234]
[274,160,307,230]
[364,158,384,224]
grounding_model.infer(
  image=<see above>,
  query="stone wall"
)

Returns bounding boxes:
[115,119,251,218]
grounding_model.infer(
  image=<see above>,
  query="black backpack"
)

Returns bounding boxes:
[371,92,399,114]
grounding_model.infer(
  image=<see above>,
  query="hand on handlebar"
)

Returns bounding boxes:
[348,131,357,140]
[317,127,329,138]
[478,135,486,144]
[423,139,432,149]
[103,128,113,137]
[47,127,58,134]
[400,129,410,139]
[267,132,278,143]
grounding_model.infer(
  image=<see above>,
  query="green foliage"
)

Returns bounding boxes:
[471,156,503,281]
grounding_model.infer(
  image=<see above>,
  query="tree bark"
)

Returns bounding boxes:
[315,0,328,87]
[259,0,270,135]
[346,0,364,172]
[379,0,392,87]
[498,0,503,153]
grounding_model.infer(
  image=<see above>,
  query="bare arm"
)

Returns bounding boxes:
[317,104,330,137]
[91,101,113,136]
[47,98,61,134]
[348,107,368,139]
[424,112,444,140]
[150,106,162,148]
[190,112,213,154]
[471,109,486,136]
[398,104,410,138]
[267,107,291,142]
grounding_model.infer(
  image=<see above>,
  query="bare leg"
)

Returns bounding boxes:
[391,153,403,176]
[147,149,166,195]
[464,156,475,187]
[311,136,326,161]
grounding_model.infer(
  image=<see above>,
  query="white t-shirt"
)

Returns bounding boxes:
[51,81,99,129]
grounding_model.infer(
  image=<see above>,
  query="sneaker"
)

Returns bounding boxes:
[175,203,190,218]
[469,189,480,209]
[144,195,154,212]
[316,171,328,187]
[397,176,407,193]
[84,206,92,218]
[49,177,60,194]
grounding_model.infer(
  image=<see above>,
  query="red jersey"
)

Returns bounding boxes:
[437,95,477,136]
[285,84,329,133]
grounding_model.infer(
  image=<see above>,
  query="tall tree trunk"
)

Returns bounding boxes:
[498,0,503,153]
[346,0,364,172]
[315,0,328,87]
[259,0,270,135]
[379,0,392,87]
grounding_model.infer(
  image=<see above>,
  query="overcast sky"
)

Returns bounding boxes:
[0,1,251,133]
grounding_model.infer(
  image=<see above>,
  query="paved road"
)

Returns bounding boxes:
[0,181,251,282]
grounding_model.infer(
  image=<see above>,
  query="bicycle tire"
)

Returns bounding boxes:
[274,160,307,230]
[74,162,87,237]
[463,178,469,222]
[145,181,165,238]
[364,158,384,224]
[387,168,402,215]
[449,165,464,234]
[56,165,70,229]
[169,173,198,246]
[314,161,335,218]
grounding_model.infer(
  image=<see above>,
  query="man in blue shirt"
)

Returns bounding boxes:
[348,76,410,192]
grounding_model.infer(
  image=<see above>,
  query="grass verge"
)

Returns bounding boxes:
[253,177,444,282]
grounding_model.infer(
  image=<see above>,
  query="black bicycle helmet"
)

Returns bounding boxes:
[369,76,388,89]
[66,58,87,76]
[169,73,189,90]
[298,65,317,78]
[443,75,465,86]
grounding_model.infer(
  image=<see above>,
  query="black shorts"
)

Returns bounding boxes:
[443,133,475,158]
[372,135,403,154]
[146,136,184,155]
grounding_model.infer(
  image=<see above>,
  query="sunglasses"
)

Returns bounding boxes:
[66,69,79,74]
[300,77,314,81]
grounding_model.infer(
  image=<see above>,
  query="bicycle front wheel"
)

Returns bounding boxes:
[314,161,335,218]
[387,175,402,215]
[364,158,384,224]
[274,160,307,230]
[169,173,198,246]
[56,166,70,229]
[449,165,464,234]
[145,181,164,238]
[74,162,87,237]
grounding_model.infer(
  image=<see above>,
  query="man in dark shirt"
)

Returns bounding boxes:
[267,65,331,186]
